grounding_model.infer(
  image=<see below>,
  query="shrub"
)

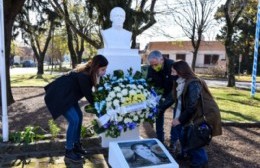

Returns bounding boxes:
[48,120,61,139]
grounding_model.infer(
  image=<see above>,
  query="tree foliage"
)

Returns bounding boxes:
[50,0,158,49]
[14,0,61,74]
[215,0,249,87]
[216,0,257,75]
[168,0,219,71]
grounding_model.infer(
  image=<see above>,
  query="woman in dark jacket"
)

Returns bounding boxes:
[171,61,221,168]
[44,55,108,162]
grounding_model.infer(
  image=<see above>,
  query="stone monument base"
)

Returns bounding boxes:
[100,127,140,148]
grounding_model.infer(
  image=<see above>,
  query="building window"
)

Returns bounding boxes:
[162,54,169,59]
[176,54,186,61]
[204,54,219,65]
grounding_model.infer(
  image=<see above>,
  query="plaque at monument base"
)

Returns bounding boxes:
[108,138,179,168]
[100,127,140,148]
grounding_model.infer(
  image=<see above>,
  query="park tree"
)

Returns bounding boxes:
[60,0,98,67]
[0,0,26,106]
[165,0,219,71]
[50,0,157,49]
[47,27,67,70]
[15,0,61,75]
[215,0,248,87]
[234,0,257,75]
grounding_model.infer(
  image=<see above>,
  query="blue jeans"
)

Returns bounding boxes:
[179,127,208,166]
[63,104,83,150]
[156,111,165,143]
[188,147,208,166]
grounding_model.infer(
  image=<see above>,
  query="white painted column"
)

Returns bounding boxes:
[0,0,9,142]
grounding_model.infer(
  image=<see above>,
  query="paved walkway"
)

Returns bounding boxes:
[0,137,110,168]
[205,79,260,90]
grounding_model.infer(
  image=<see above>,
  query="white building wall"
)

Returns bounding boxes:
[161,50,225,68]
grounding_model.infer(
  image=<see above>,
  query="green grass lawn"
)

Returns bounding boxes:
[210,87,260,123]
[11,74,58,87]
[235,75,260,82]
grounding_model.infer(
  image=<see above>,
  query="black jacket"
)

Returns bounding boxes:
[44,72,94,120]
[147,58,174,111]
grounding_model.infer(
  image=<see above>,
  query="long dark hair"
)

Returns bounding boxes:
[75,55,108,86]
[172,60,214,97]
[172,60,196,79]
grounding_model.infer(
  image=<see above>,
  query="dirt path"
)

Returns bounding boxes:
[0,87,259,168]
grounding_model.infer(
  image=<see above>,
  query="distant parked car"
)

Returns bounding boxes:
[22,60,36,67]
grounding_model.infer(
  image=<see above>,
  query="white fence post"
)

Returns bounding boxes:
[0,0,9,142]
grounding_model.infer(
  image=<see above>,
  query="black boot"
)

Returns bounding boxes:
[65,149,82,162]
[74,142,89,156]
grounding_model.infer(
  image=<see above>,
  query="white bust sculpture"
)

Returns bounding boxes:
[101,7,132,49]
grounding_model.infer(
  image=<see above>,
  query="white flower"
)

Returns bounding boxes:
[109,91,116,98]
[114,86,121,92]
[124,118,132,123]
[129,90,136,95]
[113,99,120,107]
[117,116,123,122]
[117,93,123,98]
[122,89,128,96]
[106,102,112,110]
[137,85,144,89]
[130,84,137,89]
[106,96,112,102]
[133,116,139,121]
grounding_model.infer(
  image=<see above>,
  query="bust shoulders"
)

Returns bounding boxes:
[101,28,132,49]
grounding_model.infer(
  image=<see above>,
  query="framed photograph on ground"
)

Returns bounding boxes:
[109,138,179,168]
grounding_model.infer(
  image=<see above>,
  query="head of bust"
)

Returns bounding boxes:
[110,7,125,28]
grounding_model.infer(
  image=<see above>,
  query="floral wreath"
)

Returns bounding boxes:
[85,69,160,138]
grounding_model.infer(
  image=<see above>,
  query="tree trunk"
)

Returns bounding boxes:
[37,57,44,75]
[63,2,77,68]
[1,0,26,106]
[244,42,251,74]
[192,49,199,72]
[226,46,236,87]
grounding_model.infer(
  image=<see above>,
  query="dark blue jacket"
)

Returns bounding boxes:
[44,72,94,120]
[147,58,174,111]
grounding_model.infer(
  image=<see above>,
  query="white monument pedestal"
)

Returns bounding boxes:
[98,48,141,74]
[108,138,179,168]
[98,48,142,148]
[100,127,140,148]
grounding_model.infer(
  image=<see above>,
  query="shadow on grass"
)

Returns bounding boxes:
[216,97,260,108]
[220,109,258,122]
[11,75,57,86]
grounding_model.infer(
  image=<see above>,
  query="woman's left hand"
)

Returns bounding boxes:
[172,119,180,127]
